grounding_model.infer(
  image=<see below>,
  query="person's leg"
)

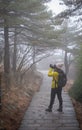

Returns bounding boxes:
[46,88,56,112]
[49,88,56,109]
[57,88,63,112]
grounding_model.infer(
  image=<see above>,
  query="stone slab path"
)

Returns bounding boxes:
[18,71,80,130]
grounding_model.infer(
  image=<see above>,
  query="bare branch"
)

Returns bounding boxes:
[17,46,32,71]
[21,53,53,76]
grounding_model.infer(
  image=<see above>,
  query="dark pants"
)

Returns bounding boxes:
[48,87,63,110]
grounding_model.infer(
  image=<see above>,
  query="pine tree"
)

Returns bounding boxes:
[0,0,54,85]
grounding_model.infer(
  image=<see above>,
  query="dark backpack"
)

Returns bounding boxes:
[58,69,67,87]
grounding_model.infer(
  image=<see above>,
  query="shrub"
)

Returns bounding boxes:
[69,46,82,103]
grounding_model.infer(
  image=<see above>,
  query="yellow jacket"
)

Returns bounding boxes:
[48,68,59,88]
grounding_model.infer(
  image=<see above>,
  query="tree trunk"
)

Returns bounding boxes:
[4,19,10,87]
[12,28,17,73]
[4,19,10,74]
[32,45,36,70]
[64,50,69,75]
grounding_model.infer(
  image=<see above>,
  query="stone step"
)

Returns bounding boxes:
[18,73,80,130]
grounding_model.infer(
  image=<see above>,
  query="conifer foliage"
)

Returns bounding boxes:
[69,46,82,103]
[0,0,53,86]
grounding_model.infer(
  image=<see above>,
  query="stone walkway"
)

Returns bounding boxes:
[18,71,80,130]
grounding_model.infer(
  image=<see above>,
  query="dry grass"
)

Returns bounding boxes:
[0,71,43,130]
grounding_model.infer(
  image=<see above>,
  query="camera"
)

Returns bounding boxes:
[50,64,54,68]
[50,64,57,69]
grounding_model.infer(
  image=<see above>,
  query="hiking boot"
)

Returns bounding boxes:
[57,108,62,112]
[45,108,52,112]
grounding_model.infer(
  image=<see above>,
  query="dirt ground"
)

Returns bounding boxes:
[72,99,82,130]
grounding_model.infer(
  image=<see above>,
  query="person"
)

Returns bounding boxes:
[45,63,67,112]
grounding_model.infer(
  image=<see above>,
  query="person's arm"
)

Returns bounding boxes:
[48,68,54,77]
